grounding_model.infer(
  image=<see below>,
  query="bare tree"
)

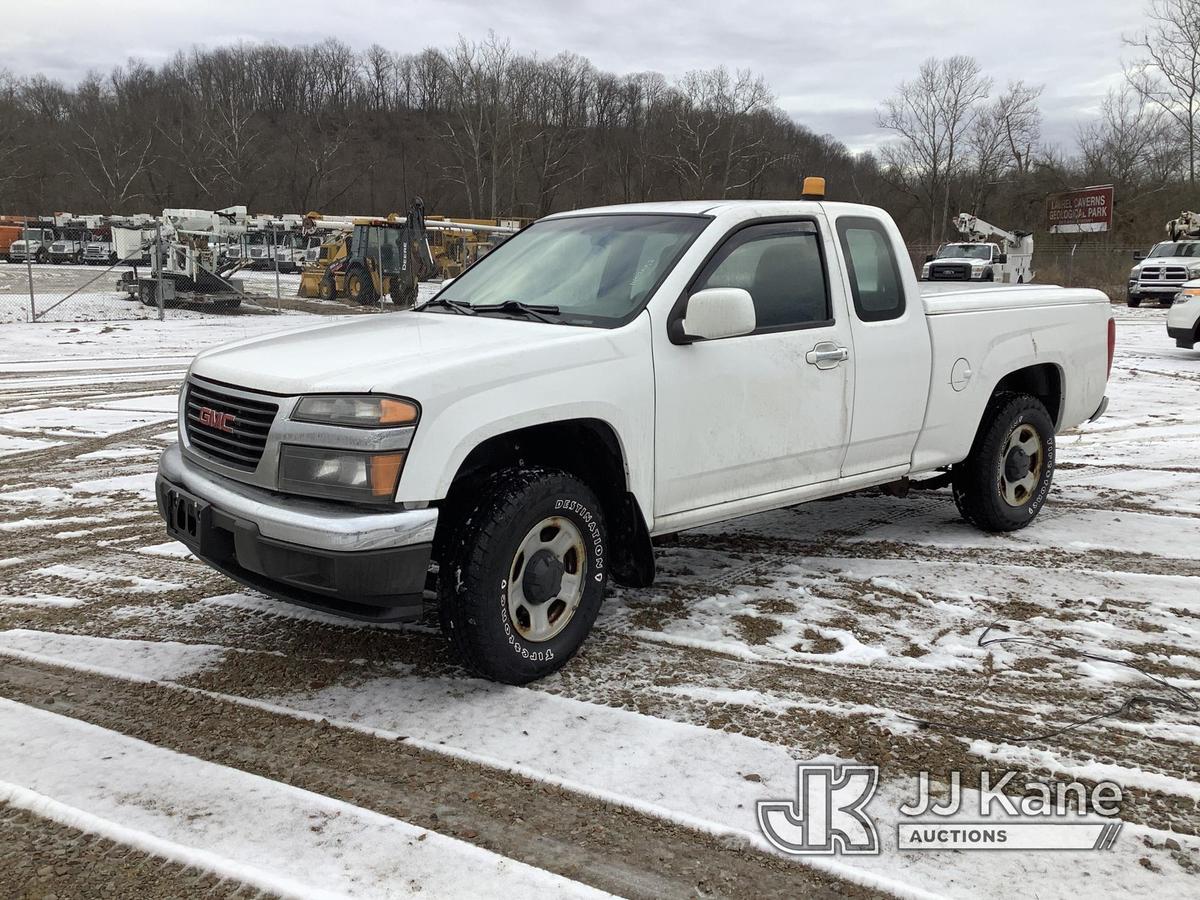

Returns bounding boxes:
[662,67,778,198]
[1078,84,1178,192]
[1125,0,1200,183]
[65,67,158,211]
[878,56,991,242]
[995,81,1043,176]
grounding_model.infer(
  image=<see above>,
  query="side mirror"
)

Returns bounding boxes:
[924,253,935,263]
[679,287,756,342]
[1133,253,1145,261]
[997,253,1008,264]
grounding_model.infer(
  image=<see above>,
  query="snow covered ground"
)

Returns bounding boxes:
[0,304,1197,898]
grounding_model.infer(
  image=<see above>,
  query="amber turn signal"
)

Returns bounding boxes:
[370,452,406,497]
[379,398,420,425]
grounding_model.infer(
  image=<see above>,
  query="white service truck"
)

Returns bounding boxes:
[8,227,54,263]
[921,213,1034,284]
[156,196,1114,683]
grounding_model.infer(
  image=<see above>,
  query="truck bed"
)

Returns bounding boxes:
[919,282,1109,315]
[911,281,1111,473]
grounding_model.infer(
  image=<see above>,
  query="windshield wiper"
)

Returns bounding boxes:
[416,297,476,315]
[470,300,561,323]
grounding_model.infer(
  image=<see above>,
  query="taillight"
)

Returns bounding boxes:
[1106,317,1116,379]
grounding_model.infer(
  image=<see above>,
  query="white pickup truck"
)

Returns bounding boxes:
[157,196,1114,683]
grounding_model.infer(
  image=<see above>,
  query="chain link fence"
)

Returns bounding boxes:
[0,229,307,324]
[905,236,1140,301]
[0,226,446,324]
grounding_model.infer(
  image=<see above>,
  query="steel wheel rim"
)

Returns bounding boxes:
[999,423,1043,507]
[506,516,587,643]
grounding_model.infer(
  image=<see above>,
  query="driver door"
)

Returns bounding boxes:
[652,218,854,518]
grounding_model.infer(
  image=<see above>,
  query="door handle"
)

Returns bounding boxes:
[805,343,849,369]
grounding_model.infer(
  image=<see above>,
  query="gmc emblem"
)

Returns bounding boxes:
[198,406,236,433]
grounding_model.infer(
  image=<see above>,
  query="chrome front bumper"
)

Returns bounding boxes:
[157,443,436,553]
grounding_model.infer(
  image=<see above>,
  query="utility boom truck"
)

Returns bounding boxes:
[157,185,1114,684]
[922,213,1034,284]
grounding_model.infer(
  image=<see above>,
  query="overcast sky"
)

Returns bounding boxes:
[4,0,1148,154]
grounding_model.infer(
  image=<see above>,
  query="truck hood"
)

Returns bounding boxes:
[1136,256,1200,268]
[929,257,987,266]
[190,311,627,397]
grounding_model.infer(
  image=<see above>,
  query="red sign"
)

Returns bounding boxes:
[1047,185,1114,233]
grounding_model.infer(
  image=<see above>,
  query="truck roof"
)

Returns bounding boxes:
[543,199,889,219]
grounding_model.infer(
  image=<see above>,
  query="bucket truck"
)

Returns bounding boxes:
[921,213,1035,284]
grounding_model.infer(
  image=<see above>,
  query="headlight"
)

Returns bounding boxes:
[278,445,406,503]
[1188,264,1200,278]
[292,394,418,428]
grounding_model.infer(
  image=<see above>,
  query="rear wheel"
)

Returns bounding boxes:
[389,276,417,308]
[952,393,1055,532]
[437,467,608,684]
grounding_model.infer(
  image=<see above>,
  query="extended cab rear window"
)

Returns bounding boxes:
[836,217,906,323]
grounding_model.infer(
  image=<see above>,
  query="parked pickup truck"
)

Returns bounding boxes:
[157,195,1114,683]
[1127,240,1200,307]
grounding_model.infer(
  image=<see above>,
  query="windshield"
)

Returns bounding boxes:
[22,229,50,241]
[432,214,708,326]
[936,243,992,261]
[1148,242,1200,258]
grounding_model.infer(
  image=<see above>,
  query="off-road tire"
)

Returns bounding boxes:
[437,467,608,684]
[952,393,1055,532]
[318,271,337,301]
[389,277,417,308]
[346,265,377,304]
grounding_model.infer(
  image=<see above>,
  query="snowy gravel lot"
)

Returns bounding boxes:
[0,304,1197,898]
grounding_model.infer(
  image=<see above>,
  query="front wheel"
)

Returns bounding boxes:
[1126,295,1141,308]
[952,393,1055,532]
[437,467,608,684]
[317,270,337,301]
[347,266,377,305]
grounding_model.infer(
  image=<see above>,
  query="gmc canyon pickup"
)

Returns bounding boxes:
[157,198,1114,683]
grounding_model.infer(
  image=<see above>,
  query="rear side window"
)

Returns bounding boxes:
[692,221,830,331]
[836,217,905,322]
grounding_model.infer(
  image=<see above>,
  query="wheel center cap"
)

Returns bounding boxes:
[1005,446,1031,481]
[522,549,564,605]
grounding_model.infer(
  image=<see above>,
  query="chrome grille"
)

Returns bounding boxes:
[184,380,278,470]
[1140,265,1188,283]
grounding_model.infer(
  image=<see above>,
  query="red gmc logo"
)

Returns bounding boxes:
[198,406,236,433]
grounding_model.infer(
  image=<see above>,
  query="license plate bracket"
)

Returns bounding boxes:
[164,486,208,548]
